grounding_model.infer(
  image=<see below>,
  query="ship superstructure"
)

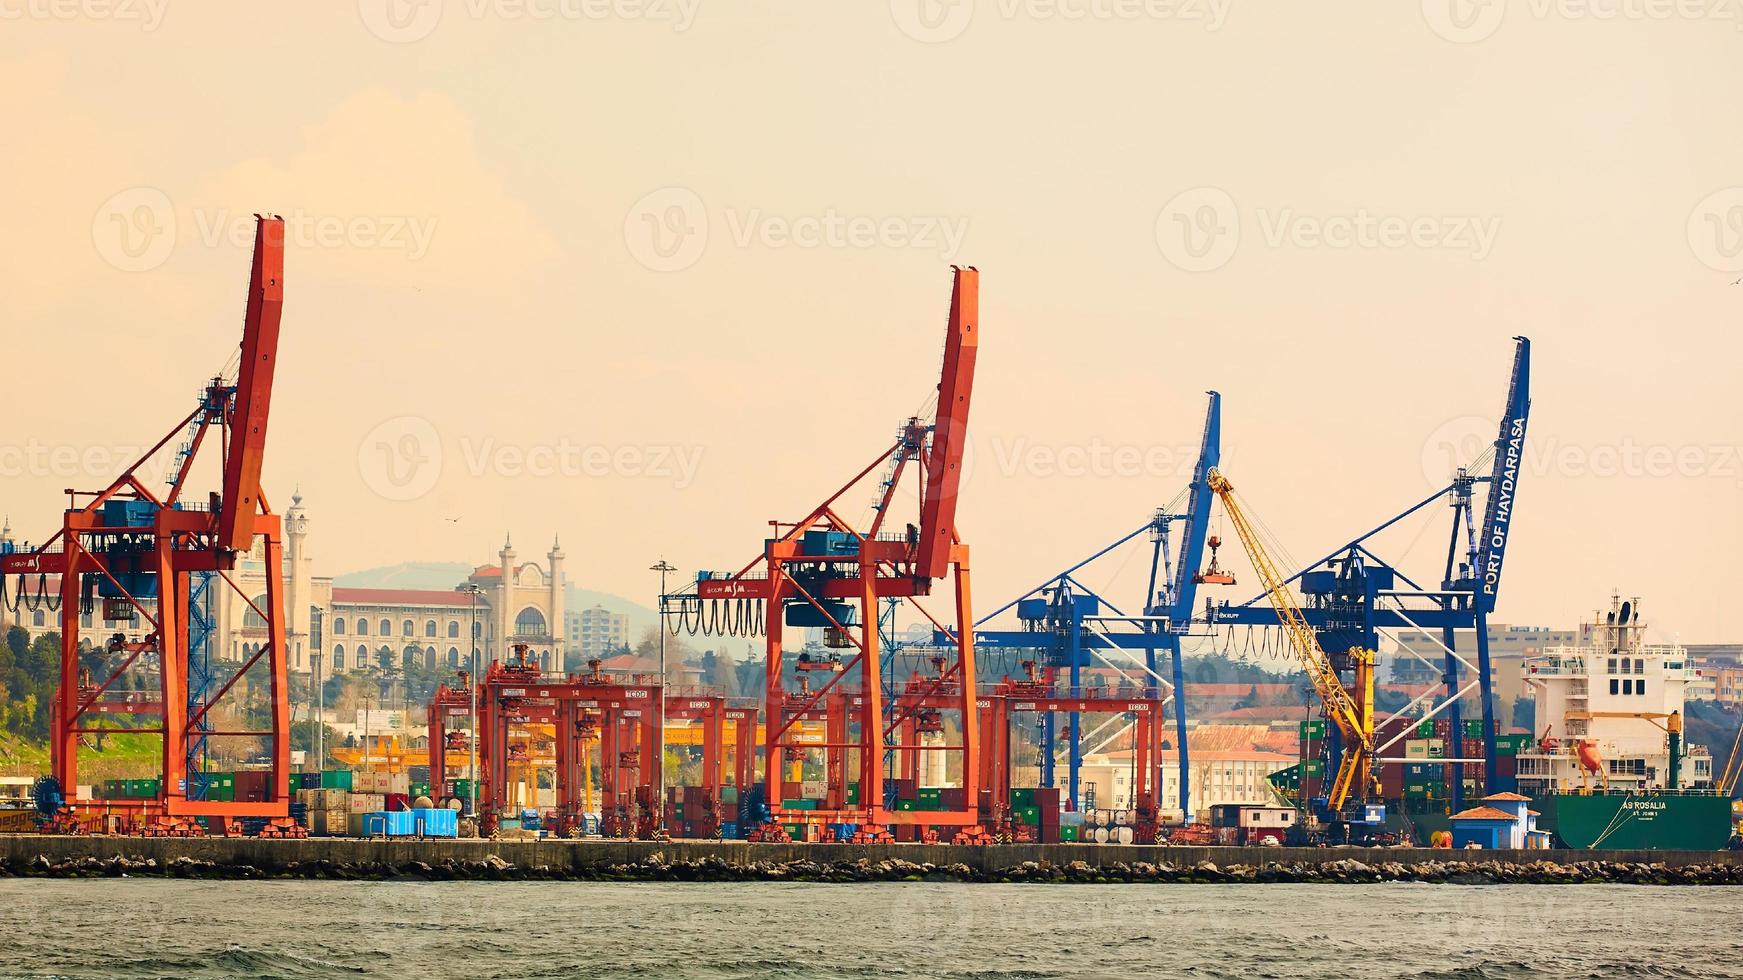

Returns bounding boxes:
[1518,595,1712,796]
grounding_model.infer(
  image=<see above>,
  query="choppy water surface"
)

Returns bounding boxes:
[1,878,1735,979]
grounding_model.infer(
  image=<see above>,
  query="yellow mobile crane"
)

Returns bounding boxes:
[1206,468,1378,814]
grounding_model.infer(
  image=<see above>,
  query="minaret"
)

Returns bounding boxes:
[284,491,311,673]
[497,533,516,664]
[548,535,566,667]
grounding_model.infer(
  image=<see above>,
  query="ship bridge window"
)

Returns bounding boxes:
[1608,657,1618,674]
[1610,679,1620,695]
[1621,679,1633,695]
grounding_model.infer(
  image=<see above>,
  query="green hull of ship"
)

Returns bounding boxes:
[1535,794,1733,851]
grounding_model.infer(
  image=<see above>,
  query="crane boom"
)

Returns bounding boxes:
[1206,467,1374,811]
[218,216,285,554]
[1475,336,1530,613]
[915,266,978,581]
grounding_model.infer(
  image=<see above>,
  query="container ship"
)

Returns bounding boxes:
[1513,595,1732,850]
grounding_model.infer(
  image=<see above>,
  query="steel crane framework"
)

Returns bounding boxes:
[1,216,297,836]
[1205,337,1532,818]
[663,268,985,840]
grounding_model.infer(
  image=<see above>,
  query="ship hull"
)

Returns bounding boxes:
[1533,793,1733,851]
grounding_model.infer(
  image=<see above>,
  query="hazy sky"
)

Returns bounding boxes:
[2,3,1738,642]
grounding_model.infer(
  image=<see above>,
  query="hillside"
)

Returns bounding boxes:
[332,561,660,635]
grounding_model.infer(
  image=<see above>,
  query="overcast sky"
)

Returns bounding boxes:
[2,3,1738,642]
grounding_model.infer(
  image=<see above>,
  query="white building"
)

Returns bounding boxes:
[566,604,629,662]
[1079,748,1297,822]
[4,498,570,679]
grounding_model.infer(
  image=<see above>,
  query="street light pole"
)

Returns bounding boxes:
[650,558,676,831]
[463,583,484,824]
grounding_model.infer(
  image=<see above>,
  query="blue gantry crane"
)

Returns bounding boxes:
[952,392,1222,816]
[1202,338,1531,817]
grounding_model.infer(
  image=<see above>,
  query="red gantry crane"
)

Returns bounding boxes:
[2,216,298,836]
[663,268,985,843]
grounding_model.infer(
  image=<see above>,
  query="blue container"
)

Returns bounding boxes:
[366,811,416,837]
[414,808,458,838]
[721,821,739,839]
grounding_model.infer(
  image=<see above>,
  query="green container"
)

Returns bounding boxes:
[1416,719,1435,738]
[895,799,916,812]
[719,786,738,805]
[1463,719,1487,738]
[1015,805,1040,825]
[452,778,473,800]
[846,782,859,805]
[1060,826,1079,842]
[781,799,818,811]
[1405,783,1430,797]
[1299,720,1326,740]
[320,770,354,791]
[1303,759,1325,776]
[1009,787,1036,807]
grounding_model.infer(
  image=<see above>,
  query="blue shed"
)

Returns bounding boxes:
[1449,805,1517,849]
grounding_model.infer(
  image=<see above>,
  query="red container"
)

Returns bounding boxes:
[385,792,411,811]
[234,771,271,803]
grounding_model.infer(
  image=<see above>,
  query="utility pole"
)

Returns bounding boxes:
[462,583,484,822]
[311,605,324,772]
[650,559,676,829]
[363,692,373,774]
